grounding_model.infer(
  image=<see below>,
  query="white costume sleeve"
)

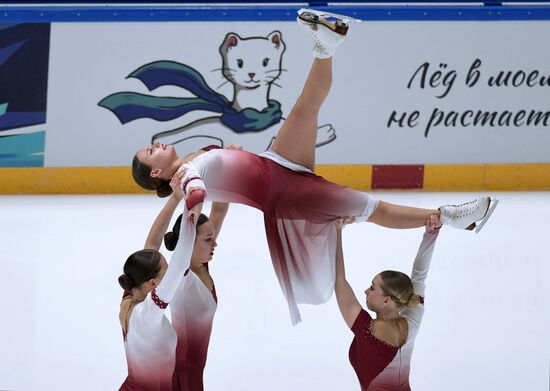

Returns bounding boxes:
[178,159,207,195]
[133,217,197,325]
[400,230,439,326]
[410,230,439,298]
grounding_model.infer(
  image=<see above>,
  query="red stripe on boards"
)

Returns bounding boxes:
[371,165,424,189]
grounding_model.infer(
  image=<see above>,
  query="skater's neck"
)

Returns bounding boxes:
[167,151,204,178]
[376,309,401,322]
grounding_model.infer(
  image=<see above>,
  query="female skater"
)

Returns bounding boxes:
[118,174,194,390]
[334,215,441,390]
[131,9,497,323]
[164,202,228,389]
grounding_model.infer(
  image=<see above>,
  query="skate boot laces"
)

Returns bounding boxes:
[452,199,481,219]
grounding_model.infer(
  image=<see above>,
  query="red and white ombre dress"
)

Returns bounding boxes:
[120,220,196,391]
[179,148,379,324]
[171,266,218,390]
[349,231,439,391]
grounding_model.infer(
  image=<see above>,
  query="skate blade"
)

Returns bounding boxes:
[475,197,499,233]
[298,8,362,23]
[297,12,349,35]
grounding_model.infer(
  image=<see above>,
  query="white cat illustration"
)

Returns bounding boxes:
[99,31,336,154]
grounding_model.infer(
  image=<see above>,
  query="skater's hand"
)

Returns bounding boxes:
[176,167,187,178]
[335,216,356,230]
[186,201,203,225]
[425,214,442,234]
[170,170,186,202]
[226,144,243,151]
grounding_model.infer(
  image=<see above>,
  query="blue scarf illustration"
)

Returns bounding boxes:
[99,61,282,133]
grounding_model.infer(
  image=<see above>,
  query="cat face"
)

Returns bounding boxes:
[219,31,286,89]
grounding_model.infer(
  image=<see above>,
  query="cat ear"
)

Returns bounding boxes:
[220,33,241,53]
[267,31,285,51]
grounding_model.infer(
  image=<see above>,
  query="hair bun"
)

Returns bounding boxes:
[164,214,183,251]
[156,181,173,198]
[118,274,135,290]
[406,293,421,308]
[164,231,178,251]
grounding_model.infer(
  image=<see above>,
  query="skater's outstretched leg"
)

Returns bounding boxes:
[270,9,351,171]
[271,57,332,171]
[367,197,499,232]
[270,9,500,233]
[367,201,440,229]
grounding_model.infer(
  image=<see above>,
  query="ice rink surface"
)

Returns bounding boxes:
[1,192,548,391]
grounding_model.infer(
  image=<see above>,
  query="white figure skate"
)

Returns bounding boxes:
[297,8,360,58]
[297,8,362,24]
[439,196,499,233]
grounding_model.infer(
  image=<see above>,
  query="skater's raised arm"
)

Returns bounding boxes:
[411,215,440,297]
[335,220,362,329]
[153,219,196,306]
[400,214,441,326]
[209,202,229,240]
[176,159,207,224]
[144,171,186,250]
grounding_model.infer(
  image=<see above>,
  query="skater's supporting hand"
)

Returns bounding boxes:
[335,216,355,230]
[186,201,203,226]
[226,144,243,151]
[425,214,442,234]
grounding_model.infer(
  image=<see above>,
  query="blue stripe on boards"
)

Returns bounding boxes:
[1,5,550,22]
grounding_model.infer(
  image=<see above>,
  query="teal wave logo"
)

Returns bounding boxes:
[0,130,45,167]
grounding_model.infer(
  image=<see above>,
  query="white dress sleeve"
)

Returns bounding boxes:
[410,230,439,298]
[178,159,207,195]
[132,217,197,326]
[400,230,439,327]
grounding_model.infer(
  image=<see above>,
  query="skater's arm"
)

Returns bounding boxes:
[133,216,197,327]
[177,160,207,213]
[137,175,191,325]
[154,217,196,305]
[144,175,195,309]
[179,150,232,224]
[144,172,185,251]
[401,215,440,326]
[410,215,441,298]
[209,202,229,240]
[335,222,362,329]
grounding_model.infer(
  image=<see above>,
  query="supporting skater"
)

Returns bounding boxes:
[334,214,441,390]
[118,173,193,391]
[165,204,228,391]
